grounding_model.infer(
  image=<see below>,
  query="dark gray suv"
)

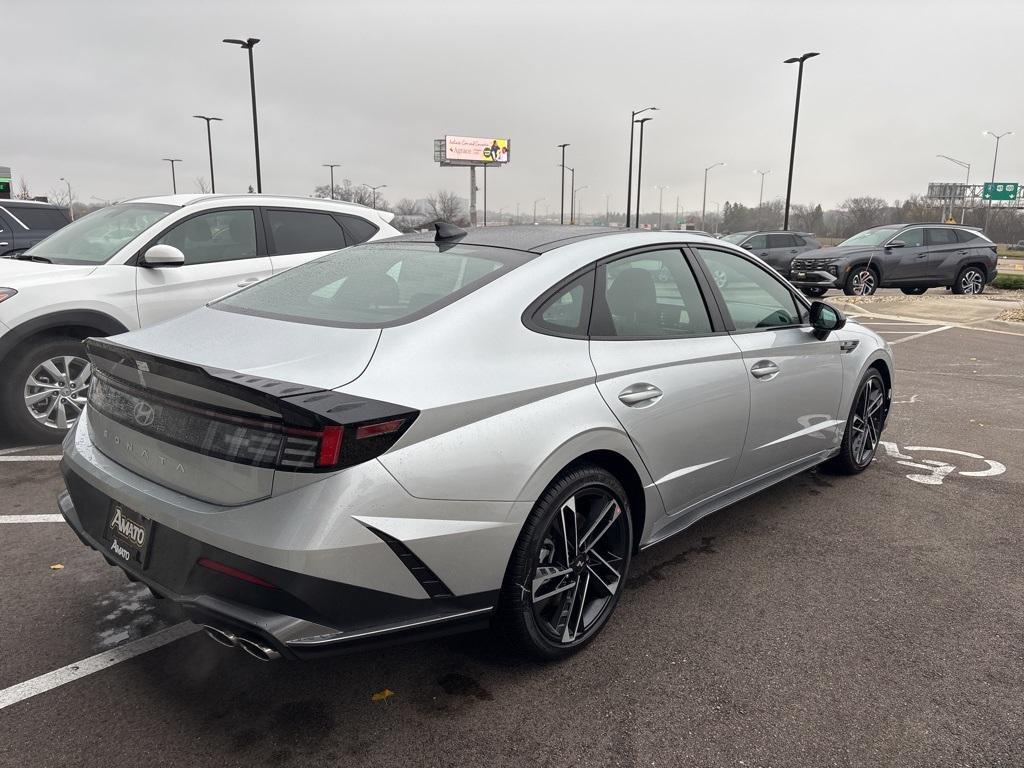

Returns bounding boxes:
[789,224,998,297]
[720,230,819,277]
[0,200,71,258]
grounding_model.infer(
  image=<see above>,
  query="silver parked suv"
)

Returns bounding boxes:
[789,223,998,297]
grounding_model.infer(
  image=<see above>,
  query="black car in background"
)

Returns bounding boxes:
[788,223,998,296]
[719,230,820,277]
[0,200,71,258]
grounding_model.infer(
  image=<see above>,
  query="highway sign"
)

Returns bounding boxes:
[982,182,1018,201]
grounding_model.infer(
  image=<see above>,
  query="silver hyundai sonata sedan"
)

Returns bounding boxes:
[59,225,893,661]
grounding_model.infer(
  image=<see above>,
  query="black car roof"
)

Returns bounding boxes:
[386,225,626,253]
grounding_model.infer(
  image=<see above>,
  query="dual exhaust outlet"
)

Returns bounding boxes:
[203,625,282,662]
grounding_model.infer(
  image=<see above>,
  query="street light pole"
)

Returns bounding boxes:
[223,38,262,192]
[573,185,588,225]
[782,51,820,230]
[937,154,971,224]
[59,177,74,220]
[606,193,611,226]
[193,115,223,193]
[701,162,724,231]
[634,117,653,228]
[655,185,668,230]
[533,197,545,225]
[323,164,340,199]
[557,144,569,224]
[162,158,182,194]
[626,106,657,229]
[362,184,386,209]
[566,167,576,224]
[755,169,770,228]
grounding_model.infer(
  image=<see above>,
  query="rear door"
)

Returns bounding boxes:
[925,227,962,281]
[264,208,350,273]
[884,227,929,283]
[588,247,750,515]
[136,207,273,326]
[692,246,844,483]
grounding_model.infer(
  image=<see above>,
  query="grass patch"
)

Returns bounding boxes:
[992,274,1024,290]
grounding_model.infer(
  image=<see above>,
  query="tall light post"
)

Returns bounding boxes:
[58,177,74,220]
[574,185,588,225]
[937,154,971,224]
[606,193,611,226]
[626,106,657,229]
[557,144,569,224]
[193,115,222,193]
[162,158,182,194]
[655,185,668,230]
[754,169,770,228]
[323,164,340,199]
[782,51,820,230]
[560,167,575,223]
[633,117,653,228]
[222,37,262,193]
[362,184,386,210]
[533,196,545,225]
[701,162,724,231]
[983,130,1014,232]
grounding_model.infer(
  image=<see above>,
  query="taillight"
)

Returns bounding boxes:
[197,557,277,588]
[88,370,418,474]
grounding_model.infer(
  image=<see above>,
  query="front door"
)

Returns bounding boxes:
[588,248,750,515]
[885,227,930,283]
[692,247,844,483]
[136,208,273,326]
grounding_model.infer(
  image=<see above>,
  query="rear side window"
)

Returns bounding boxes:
[531,273,593,335]
[7,206,68,230]
[592,249,712,338]
[338,214,379,244]
[767,234,797,248]
[266,209,347,255]
[955,229,980,243]
[214,242,526,328]
[926,228,958,246]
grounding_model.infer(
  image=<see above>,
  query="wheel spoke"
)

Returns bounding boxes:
[531,566,576,604]
[72,362,92,389]
[579,500,620,553]
[565,571,591,642]
[25,389,58,406]
[560,496,578,561]
[40,360,64,381]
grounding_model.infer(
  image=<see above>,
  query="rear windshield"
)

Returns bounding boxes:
[213,242,530,328]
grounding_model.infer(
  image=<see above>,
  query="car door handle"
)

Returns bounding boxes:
[618,383,663,407]
[750,360,780,380]
[789,249,799,253]
[236,277,261,288]
[957,249,968,255]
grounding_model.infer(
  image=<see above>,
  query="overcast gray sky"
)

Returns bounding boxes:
[5,0,1022,215]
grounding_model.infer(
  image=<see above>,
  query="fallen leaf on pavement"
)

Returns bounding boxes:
[50,563,65,570]
[371,688,395,703]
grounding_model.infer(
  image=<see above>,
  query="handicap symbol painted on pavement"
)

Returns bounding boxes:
[879,442,1006,486]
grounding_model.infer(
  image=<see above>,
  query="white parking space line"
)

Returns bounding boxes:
[0,622,201,710]
[889,326,952,345]
[0,514,65,523]
[0,455,61,462]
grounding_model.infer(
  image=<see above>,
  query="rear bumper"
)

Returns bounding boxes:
[58,458,499,659]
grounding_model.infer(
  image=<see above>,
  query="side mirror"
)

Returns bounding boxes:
[886,240,906,249]
[141,244,185,267]
[809,300,845,340]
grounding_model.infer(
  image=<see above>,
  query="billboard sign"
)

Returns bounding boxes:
[0,166,10,199]
[444,136,510,164]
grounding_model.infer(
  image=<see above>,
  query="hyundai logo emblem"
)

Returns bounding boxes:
[133,400,156,428]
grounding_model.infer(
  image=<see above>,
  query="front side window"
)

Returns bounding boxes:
[893,228,924,247]
[266,209,347,255]
[744,234,768,249]
[156,209,258,265]
[926,228,958,246]
[593,249,712,338]
[214,242,524,328]
[695,248,800,331]
[24,203,175,264]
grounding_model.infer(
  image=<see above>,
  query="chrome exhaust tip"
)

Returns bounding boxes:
[203,625,239,648]
[237,636,282,662]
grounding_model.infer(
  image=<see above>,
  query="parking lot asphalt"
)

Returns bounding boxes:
[1,318,1022,768]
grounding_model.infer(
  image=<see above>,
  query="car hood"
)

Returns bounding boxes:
[796,246,878,262]
[0,260,99,285]
[106,306,381,391]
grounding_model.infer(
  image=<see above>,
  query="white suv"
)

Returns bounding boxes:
[0,194,400,441]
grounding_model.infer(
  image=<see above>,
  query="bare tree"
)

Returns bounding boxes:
[49,186,73,210]
[195,177,210,193]
[839,197,888,236]
[15,177,32,200]
[393,198,421,217]
[425,190,464,223]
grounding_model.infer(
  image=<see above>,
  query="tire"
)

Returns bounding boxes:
[952,265,986,295]
[497,464,633,660]
[1,337,92,443]
[842,266,879,296]
[825,369,887,475]
[900,287,927,295]
[801,287,828,298]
